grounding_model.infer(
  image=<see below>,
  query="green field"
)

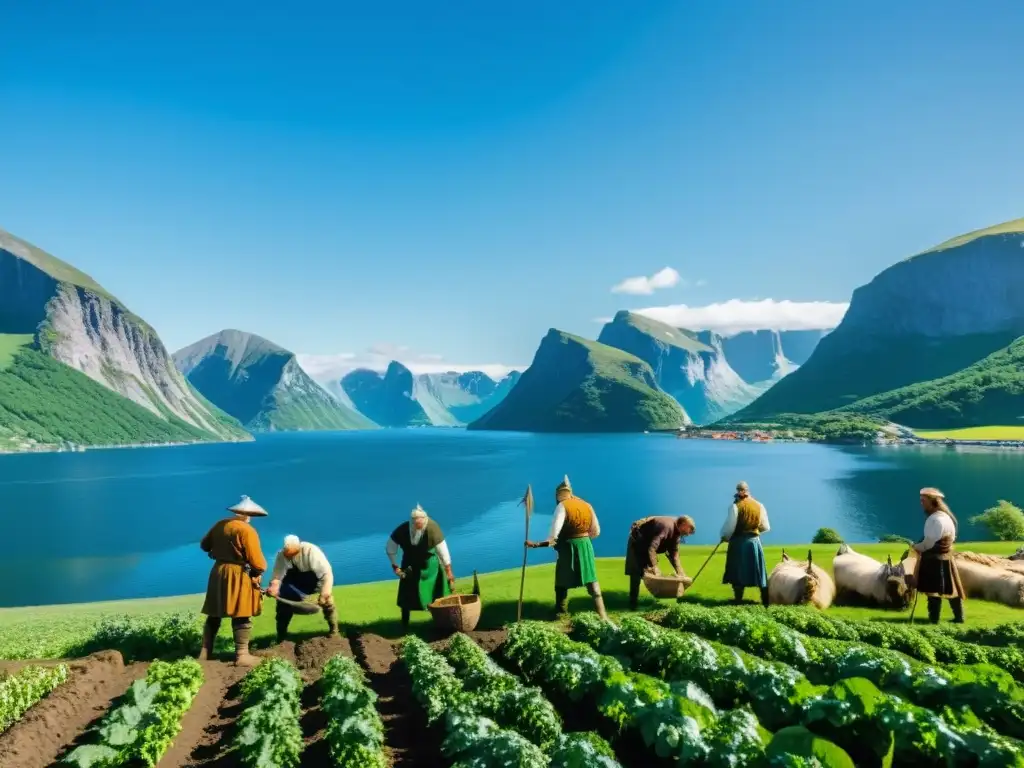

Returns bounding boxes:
[914,426,1024,441]
[0,333,33,370]
[1,542,1020,658]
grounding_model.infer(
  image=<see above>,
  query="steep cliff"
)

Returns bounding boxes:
[338,364,519,427]
[0,228,248,447]
[598,311,790,424]
[174,329,375,431]
[737,219,1024,418]
[468,329,686,433]
[706,329,827,385]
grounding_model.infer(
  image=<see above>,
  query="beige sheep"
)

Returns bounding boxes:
[832,543,914,610]
[767,549,835,610]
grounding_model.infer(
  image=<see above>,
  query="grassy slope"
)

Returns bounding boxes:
[907,217,1024,259]
[260,384,377,431]
[830,337,1024,429]
[0,343,227,446]
[915,426,1024,441]
[3,543,1020,650]
[603,311,712,354]
[471,330,686,432]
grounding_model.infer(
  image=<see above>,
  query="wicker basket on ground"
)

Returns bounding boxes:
[428,593,482,633]
[643,574,693,599]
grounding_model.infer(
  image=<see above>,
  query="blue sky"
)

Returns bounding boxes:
[2,2,1024,379]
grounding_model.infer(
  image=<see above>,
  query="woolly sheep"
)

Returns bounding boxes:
[767,549,835,610]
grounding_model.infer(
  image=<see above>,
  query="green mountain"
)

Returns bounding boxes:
[735,218,1024,420]
[337,364,520,427]
[174,330,375,432]
[832,336,1024,428]
[467,329,687,433]
[0,228,249,450]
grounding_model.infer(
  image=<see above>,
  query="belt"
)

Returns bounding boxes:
[563,533,589,540]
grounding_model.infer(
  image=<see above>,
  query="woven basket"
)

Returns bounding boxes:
[428,593,482,633]
[643,574,693,599]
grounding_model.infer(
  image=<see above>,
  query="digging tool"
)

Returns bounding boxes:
[261,589,321,615]
[686,541,723,592]
[517,485,534,622]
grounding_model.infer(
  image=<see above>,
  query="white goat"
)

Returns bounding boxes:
[832,543,914,610]
[767,549,835,610]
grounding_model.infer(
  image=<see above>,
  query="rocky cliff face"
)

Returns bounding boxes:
[338,364,519,427]
[175,329,374,431]
[469,329,686,433]
[0,229,247,442]
[738,222,1024,417]
[597,311,824,424]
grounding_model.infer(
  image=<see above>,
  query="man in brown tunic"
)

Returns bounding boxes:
[197,495,268,666]
[624,515,695,610]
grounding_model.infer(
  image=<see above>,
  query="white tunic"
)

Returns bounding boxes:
[386,525,452,566]
[914,511,957,552]
[720,501,770,540]
[548,502,601,542]
[271,541,334,594]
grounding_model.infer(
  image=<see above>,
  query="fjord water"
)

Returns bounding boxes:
[1,430,1023,607]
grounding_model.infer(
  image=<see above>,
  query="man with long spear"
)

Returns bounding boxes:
[525,475,608,621]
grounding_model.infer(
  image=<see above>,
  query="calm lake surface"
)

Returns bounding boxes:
[2,430,1023,607]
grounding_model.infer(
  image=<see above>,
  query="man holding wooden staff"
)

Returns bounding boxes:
[624,515,695,610]
[526,475,608,621]
[910,487,965,624]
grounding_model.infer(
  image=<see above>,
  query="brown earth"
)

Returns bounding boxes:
[0,629,509,768]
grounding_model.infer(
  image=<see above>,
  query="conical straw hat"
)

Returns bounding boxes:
[227,495,268,517]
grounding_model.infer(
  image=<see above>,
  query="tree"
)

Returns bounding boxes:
[970,500,1024,542]
[812,527,843,544]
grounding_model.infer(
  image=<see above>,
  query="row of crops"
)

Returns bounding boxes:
[6,606,1024,767]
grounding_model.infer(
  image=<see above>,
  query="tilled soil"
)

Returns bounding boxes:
[1,629,510,768]
[0,651,140,768]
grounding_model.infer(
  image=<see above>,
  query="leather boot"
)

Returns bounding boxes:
[927,596,941,624]
[275,613,291,644]
[197,617,220,661]
[401,608,411,631]
[732,586,744,605]
[233,622,259,667]
[950,597,965,624]
[555,588,568,615]
[593,595,610,622]
[323,605,340,636]
[628,577,641,611]
[760,588,770,608]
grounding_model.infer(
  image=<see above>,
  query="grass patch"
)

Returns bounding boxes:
[1,542,1021,657]
[914,426,1024,441]
[0,334,34,371]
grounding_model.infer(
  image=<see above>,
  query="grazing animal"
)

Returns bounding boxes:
[905,551,1024,608]
[959,550,1024,574]
[767,549,835,610]
[832,543,914,610]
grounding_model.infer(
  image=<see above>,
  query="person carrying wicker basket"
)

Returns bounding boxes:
[386,504,455,630]
[625,515,695,610]
[526,475,608,621]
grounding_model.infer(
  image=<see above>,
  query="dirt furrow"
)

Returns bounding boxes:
[157,661,246,768]
[350,632,441,768]
[0,651,140,768]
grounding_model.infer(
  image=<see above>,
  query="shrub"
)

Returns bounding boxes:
[970,500,1024,542]
[812,527,844,544]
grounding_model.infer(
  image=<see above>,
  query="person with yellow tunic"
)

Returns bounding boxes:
[720,481,770,606]
[910,487,965,624]
[526,475,608,621]
[197,495,268,666]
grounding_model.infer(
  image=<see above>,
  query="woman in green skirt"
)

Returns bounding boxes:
[526,475,608,621]
[386,504,456,629]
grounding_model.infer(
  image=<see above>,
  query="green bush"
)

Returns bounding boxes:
[970,500,1024,542]
[812,527,844,544]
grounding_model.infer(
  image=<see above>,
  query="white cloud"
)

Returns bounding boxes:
[611,267,682,295]
[296,351,521,384]
[607,299,849,336]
